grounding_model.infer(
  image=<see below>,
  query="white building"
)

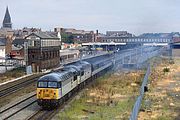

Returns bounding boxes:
[0,38,6,63]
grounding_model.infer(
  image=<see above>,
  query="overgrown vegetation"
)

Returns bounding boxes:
[54,70,145,120]
[0,67,25,83]
[139,58,180,120]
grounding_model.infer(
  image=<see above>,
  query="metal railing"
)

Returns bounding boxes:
[129,64,151,120]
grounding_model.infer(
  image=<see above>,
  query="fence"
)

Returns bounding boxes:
[129,64,151,120]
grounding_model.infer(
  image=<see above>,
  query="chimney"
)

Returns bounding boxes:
[96,30,99,35]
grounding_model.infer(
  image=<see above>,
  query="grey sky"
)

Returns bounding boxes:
[0,0,180,35]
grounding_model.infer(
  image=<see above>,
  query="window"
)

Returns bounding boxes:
[38,82,47,88]
[81,71,84,76]
[28,40,34,46]
[48,82,57,88]
[34,41,40,47]
[74,75,77,81]
[32,55,35,59]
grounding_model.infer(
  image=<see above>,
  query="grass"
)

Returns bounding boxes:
[156,117,172,120]
[55,70,145,120]
[59,97,135,120]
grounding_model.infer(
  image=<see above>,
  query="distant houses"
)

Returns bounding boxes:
[0,6,180,73]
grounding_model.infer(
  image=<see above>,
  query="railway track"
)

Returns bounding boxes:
[0,54,101,99]
[26,109,57,120]
[0,93,36,120]
[0,77,39,98]
[27,99,74,120]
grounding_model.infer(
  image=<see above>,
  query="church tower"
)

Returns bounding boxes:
[2,6,12,29]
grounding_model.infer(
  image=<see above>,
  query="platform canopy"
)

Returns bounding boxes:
[143,43,168,46]
[82,42,126,46]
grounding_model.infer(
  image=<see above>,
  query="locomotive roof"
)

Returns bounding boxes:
[75,61,91,68]
[63,66,78,75]
[38,70,73,82]
[66,61,91,70]
[38,61,92,82]
[65,65,81,72]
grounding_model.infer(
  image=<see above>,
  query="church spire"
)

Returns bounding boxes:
[2,6,12,29]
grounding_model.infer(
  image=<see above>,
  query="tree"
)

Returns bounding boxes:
[61,33,74,43]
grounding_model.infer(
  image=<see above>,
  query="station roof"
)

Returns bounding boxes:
[82,42,126,46]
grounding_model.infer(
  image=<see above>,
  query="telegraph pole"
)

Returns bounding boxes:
[24,42,29,74]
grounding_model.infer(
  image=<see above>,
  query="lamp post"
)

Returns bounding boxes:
[57,32,62,66]
[79,49,82,63]
[5,54,8,72]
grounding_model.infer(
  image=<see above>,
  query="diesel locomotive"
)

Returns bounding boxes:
[37,54,113,108]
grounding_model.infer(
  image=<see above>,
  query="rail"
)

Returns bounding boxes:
[129,64,151,120]
[0,93,36,120]
[0,76,39,98]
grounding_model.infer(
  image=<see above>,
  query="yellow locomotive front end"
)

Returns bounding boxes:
[37,80,61,108]
[37,88,59,99]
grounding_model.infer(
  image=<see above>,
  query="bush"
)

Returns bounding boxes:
[163,67,170,73]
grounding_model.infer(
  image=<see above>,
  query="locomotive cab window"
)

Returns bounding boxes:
[48,82,58,88]
[38,82,48,88]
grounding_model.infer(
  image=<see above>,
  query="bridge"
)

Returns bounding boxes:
[82,36,180,56]
[98,36,171,44]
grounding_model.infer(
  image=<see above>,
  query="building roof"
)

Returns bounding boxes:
[12,38,26,51]
[0,38,6,46]
[12,44,23,51]
[26,32,59,39]
[12,38,26,46]
[13,27,42,38]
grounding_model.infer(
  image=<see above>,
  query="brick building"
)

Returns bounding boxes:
[25,32,61,72]
[54,27,94,43]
